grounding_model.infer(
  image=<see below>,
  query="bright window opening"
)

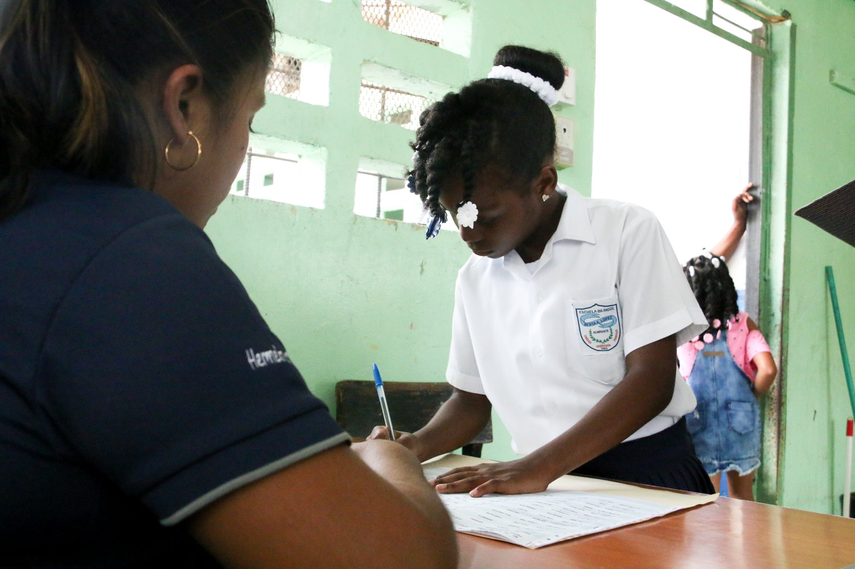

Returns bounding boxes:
[358,81,433,131]
[362,0,443,45]
[360,0,471,57]
[358,63,450,131]
[267,36,332,107]
[231,140,326,209]
[265,53,302,100]
[354,158,457,231]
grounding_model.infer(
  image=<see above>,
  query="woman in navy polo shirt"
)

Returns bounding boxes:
[0,1,456,567]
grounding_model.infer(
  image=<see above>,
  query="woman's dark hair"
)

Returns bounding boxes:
[0,0,275,220]
[408,45,565,218]
[683,253,740,337]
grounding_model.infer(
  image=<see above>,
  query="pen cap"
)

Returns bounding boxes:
[372,363,383,387]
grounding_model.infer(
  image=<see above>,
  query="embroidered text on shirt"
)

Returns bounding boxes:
[246,346,291,370]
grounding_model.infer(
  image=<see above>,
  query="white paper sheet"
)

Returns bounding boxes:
[438,489,680,548]
[423,454,717,549]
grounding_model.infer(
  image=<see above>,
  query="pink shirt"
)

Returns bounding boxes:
[677,312,771,382]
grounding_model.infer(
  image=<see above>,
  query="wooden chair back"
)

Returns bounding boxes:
[334,380,492,457]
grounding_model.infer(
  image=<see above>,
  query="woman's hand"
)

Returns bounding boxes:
[368,425,423,456]
[430,457,553,497]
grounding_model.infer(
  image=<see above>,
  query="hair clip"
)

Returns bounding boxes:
[688,266,696,277]
[425,214,443,239]
[711,257,721,268]
[457,201,479,229]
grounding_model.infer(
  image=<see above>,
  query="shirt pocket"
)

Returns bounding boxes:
[566,296,626,385]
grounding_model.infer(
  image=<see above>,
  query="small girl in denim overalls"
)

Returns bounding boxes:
[678,253,778,500]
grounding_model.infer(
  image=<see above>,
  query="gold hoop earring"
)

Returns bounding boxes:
[164,130,202,171]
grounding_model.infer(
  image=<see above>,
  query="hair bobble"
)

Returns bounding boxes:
[487,65,560,107]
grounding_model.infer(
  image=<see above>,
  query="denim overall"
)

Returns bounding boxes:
[684,330,761,476]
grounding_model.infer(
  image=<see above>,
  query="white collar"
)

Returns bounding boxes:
[551,184,596,245]
[501,184,596,274]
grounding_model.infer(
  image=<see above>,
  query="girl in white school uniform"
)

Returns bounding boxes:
[371,45,715,495]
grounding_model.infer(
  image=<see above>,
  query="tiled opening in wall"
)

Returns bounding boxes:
[362,0,443,45]
[354,158,457,232]
[358,82,433,131]
[360,0,472,57]
[354,158,421,221]
[230,137,326,209]
[358,62,451,131]
[265,53,302,100]
[266,36,332,106]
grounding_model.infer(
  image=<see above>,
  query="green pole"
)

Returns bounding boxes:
[826,266,855,418]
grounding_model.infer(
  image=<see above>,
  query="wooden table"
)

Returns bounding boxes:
[457,496,855,568]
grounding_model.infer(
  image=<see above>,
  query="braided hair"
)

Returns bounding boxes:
[683,253,740,338]
[407,45,565,220]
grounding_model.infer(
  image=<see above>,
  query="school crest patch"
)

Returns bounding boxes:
[575,302,622,352]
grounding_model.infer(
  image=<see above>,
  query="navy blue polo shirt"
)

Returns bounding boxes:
[0,172,349,567]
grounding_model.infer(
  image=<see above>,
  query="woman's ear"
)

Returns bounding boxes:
[161,64,205,146]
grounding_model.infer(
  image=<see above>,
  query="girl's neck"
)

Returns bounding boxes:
[515,191,566,263]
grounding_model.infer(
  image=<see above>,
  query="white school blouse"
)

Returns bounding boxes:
[446,186,708,455]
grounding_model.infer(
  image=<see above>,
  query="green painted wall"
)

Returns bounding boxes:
[206,0,855,514]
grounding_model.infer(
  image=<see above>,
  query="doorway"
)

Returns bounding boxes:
[591,0,774,499]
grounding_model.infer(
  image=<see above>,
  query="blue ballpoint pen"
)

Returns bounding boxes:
[372,363,396,441]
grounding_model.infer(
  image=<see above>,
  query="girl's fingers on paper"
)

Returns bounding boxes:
[469,479,503,497]
[436,474,531,497]
[434,476,483,494]
[432,467,487,492]
[468,474,548,497]
[431,466,479,486]
[435,459,552,496]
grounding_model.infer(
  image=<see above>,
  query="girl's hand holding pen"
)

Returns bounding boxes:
[368,426,423,456]
[430,457,553,497]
